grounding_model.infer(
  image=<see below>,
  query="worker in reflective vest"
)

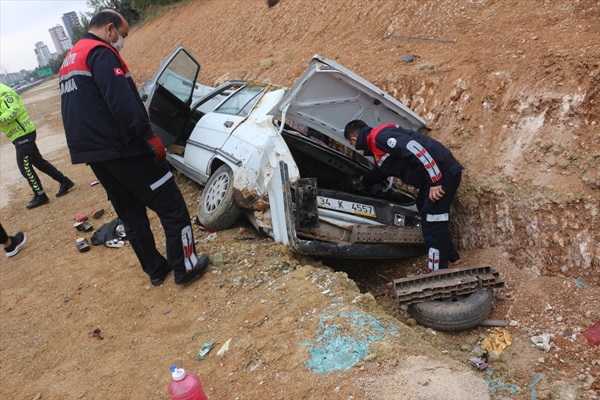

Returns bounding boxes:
[345,120,463,271]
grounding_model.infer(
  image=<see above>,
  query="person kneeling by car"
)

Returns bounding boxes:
[344,120,463,272]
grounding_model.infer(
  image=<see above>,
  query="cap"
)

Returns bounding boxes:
[170,365,186,381]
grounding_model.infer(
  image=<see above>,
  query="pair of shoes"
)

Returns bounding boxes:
[5,232,26,257]
[174,255,209,286]
[91,208,104,219]
[105,238,125,248]
[26,193,49,209]
[56,178,74,197]
[151,267,173,286]
[76,237,90,253]
[74,213,88,222]
[74,221,93,232]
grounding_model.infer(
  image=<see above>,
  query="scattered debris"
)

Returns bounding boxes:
[531,334,552,352]
[481,327,512,355]
[400,55,414,63]
[196,341,214,360]
[384,35,456,44]
[217,338,231,356]
[582,321,600,345]
[573,278,589,289]
[468,356,489,371]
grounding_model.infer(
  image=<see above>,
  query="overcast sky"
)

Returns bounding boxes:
[1,0,93,73]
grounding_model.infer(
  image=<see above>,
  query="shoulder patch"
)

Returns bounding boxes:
[387,137,397,148]
[114,67,125,77]
[6,97,14,103]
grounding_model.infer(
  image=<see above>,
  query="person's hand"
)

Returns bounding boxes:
[429,185,445,202]
[147,134,166,163]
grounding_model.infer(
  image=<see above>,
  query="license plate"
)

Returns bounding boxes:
[317,196,376,218]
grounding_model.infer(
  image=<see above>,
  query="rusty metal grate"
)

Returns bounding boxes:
[393,265,504,305]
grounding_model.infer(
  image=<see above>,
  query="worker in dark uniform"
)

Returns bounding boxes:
[0,83,74,209]
[344,120,463,272]
[59,9,209,286]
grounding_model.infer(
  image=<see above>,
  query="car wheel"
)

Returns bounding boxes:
[407,289,493,332]
[198,164,242,231]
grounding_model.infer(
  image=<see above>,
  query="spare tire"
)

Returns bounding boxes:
[408,289,493,332]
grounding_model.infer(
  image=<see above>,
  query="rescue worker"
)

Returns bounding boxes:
[0,83,74,209]
[59,9,209,286]
[344,120,463,271]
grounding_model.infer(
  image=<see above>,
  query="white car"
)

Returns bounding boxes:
[140,46,428,258]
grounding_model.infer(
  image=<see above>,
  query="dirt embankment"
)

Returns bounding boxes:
[124,0,599,280]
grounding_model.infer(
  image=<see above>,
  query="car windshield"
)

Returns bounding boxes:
[214,86,264,116]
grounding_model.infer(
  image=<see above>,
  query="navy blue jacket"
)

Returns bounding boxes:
[59,33,154,164]
[356,125,463,189]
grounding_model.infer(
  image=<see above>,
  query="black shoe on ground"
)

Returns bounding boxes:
[26,193,49,209]
[174,255,209,286]
[151,267,173,286]
[56,178,74,197]
[5,232,26,257]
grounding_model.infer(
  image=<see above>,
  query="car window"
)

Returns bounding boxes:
[157,50,198,104]
[214,86,264,116]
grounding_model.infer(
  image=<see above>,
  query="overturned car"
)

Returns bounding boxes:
[140,46,429,259]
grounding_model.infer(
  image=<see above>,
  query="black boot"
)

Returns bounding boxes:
[56,178,74,197]
[26,193,49,209]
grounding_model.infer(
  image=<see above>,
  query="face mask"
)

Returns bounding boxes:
[110,27,125,52]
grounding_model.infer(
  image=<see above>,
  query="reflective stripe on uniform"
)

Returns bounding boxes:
[181,225,198,272]
[428,247,440,272]
[406,140,442,183]
[149,171,173,191]
[426,213,449,222]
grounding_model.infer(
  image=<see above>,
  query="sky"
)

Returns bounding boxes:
[0,0,93,73]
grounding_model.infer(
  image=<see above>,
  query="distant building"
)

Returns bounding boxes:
[49,25,73,54]
[62,11,81,42]
[34,42,52,67]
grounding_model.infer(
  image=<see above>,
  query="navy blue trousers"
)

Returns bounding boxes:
[90,155,198,281]
[416,171,461,271]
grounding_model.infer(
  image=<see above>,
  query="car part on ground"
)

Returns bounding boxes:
[392,265,504,305]
[408,289,494,332]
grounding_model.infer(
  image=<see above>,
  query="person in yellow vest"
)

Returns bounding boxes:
[0,83,74,209]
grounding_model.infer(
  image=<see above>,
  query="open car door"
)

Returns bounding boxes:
[141,46,202,147]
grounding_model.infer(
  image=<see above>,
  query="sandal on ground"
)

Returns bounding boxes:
[74,221,93,232]
[74,213,88,222]
[90,208,105,219]
[105,238,125,248]
[76,238,90,253]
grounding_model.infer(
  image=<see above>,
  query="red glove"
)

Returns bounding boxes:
[147,134,166,163]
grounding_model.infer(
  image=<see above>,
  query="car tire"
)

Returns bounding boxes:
[198,164,242,231]
[407,289,493,332]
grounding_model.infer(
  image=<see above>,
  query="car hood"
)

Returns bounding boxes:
[271,54,428,146]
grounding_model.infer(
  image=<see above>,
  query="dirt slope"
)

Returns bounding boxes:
[1,1,598,399]
[125,0,599,281]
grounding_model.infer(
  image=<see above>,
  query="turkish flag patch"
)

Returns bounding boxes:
[113,68,125,76]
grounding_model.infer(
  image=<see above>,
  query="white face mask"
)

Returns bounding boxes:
[110,27,125,52]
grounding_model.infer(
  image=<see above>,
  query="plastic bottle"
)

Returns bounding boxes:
[168,365,208,400]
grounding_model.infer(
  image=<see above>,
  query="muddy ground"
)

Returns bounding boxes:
[1,1,598,399]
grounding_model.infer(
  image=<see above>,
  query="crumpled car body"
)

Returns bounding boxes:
[140,46,428,258]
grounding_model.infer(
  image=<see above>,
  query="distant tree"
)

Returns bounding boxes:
[49,50,71,74]
[87,0,140,24]
[71,14,90,44]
